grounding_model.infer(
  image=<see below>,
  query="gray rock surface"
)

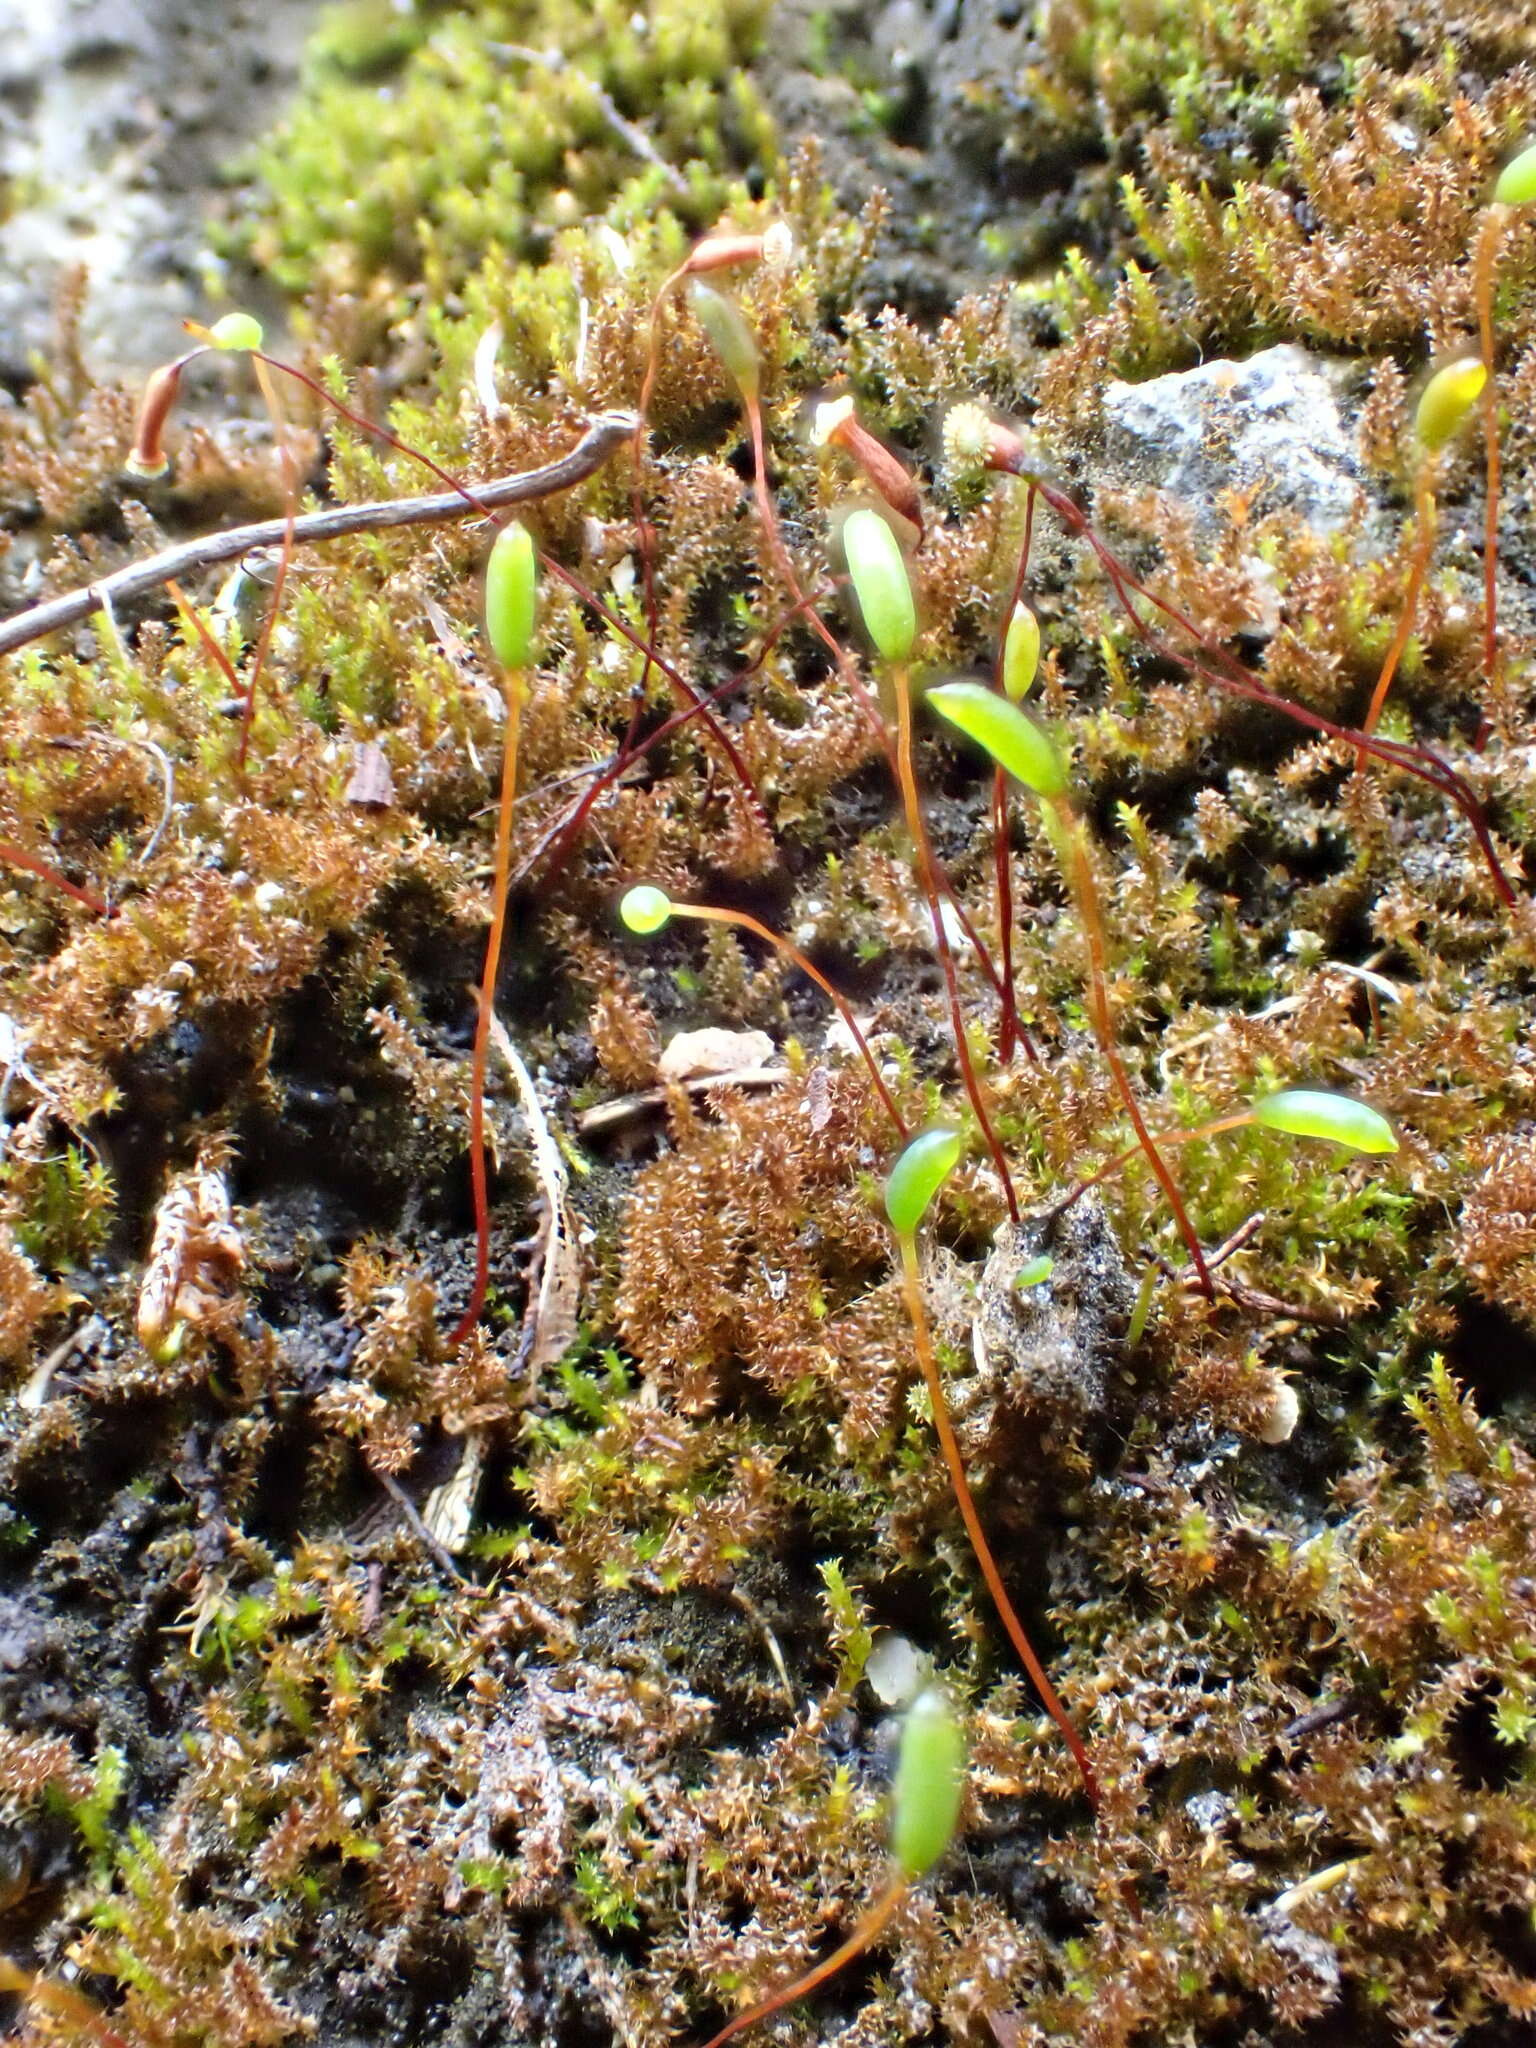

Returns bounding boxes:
[0,0,322,385]
[1103,343,1367,542]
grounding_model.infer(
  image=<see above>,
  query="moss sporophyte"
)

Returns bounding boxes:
[5,101,1532,2033]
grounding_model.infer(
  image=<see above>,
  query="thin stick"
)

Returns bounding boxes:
[897,1237,1098,1805]
[0,418,636,659]
[894,673,1019,1223]
[696,1876,908,2048]
[671,901,907,1136]
[450,670,524,1348]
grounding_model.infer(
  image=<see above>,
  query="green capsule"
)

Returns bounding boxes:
[1414,357,1487,452]
[1251,1089,1398,1156]
[884,1127,962,1239]
[1002,602,1040,702]
[208,312,264,352]
[484,521,538,671]
[689,282,760,398]
[1494,142,1536,206]
[619,885,674,936]
[890,1685,966,1881]
[926,681,1068,800]
[843,508,917,665]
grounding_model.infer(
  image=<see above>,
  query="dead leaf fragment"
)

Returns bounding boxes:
[137,1163,245,1359]
[345,740,395,808]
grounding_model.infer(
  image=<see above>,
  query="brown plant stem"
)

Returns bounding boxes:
[893,669,1020,1223]
[896,1235,1098,1805]
[0,417,635,659]
[668,901,907,1135]
[449,669,525,1349]
[695,1875,908,2048]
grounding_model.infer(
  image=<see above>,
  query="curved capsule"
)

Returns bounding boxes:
[1002,602,1040,702]
[926,681,1068,800]
[843,508,917,665]
[208,312,264,352]
[1414,358,1487,453]
[890,1685,967,1881]
[484,521,538,670]
[1494,142,1536,206]
[884,1127,962,1239]
[689,283,761,398]
[1251,1089,1398,1156]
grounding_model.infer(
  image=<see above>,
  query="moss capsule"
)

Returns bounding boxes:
[1414,357,1487,452]
[619,884,673,936]
[1251,1089,1398,1155]
[843,508,916,665]
[884,1127,962,1239]
[689,282,760,398]
[1493,142,1536,206]
[208,312,264,352]
[890,1685,966,1881]
[1002,602,1040,702]
[484,521,538,671]
[926,681,1068,800]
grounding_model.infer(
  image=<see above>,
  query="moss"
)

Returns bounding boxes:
[3,0,1536,2040]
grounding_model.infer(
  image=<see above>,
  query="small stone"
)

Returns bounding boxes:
[657,1027,775,1083]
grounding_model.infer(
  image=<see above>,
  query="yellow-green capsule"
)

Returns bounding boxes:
[208,312,264,352]
[1414,357,1487,452]
[926,680,1068,800]
[1251,1089,1398,1156]
[843,508,917,665]
[484,521,538,671]
[619,884,673,936]
[689,283,760,398]
[890,1685,966,1881]
[1002,601,1040,702]
[1493,142,1536,206]
[884,1127,962,1239]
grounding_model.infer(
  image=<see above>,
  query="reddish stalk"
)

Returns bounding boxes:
[0,843,111,916]
[449,669,525,1349]
[696,1876,908,2048]
[666,900,907,1135]
[896,1236,1098,1804]
[1358,466,1438,752]
[237,355,302,771]
[251,352,769,821]
[893,672,1019,1223]
[1049,1110,1257,1220]
[1007,466,1516,908]
[742,382,1024,1097]
[1473,207,1506,749]
[1053,799,1212,1296]
[992,483,1038,1066]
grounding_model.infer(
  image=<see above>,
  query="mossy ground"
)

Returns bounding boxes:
[3,1,1536,2044]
